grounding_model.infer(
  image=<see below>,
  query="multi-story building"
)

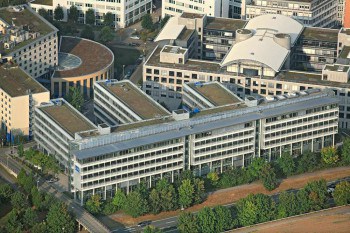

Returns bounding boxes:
[144,13,350,128]
[243,0,338,28]
[0,6,58,80]
[0,62,49,140]
[29,0,153,29]
[155,13,246,60]
[34,83,338,204]
[344,0,350,28]
[94,79,170,125]
[51,36,114,99]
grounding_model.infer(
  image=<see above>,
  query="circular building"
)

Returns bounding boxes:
[51,36,114,98]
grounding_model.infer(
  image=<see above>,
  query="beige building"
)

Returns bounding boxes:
[0,63,50,139]
[243,0,338,28]
[51,36,114,99]
[0,6,58,80]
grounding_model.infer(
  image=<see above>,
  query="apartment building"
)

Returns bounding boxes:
[0,62,49,140]
[243,0,338,28]
[34,84,338,204]
[144,13,350,128]
[94,80,170,125]
[29,0,153,28]
[0,6,58,80]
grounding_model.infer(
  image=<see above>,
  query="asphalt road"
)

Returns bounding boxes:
[0,147,111,233]
[111,177,350,233]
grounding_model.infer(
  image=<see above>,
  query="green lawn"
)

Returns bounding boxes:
[109,47,140,78]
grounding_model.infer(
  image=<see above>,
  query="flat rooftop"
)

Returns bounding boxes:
[0,64,47,97]
[178,29,194,41]
[275,71,350,89]
[53,37,113,78]
[147,47,224,73]
[100,81,169,119]
[181,12,204,19]
[324,64,350,72]
[162,45,187,54]
[0,7,55,55]
[41,103,96,137]
[205,17,246,32]
[188,82,242,106]
[112,117,174,132]
[300,27,338,42]
[31,0,53,5]
[339,46,350,59]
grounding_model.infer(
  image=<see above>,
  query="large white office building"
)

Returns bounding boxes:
[29,0,153,28]
[243,0,338,28]
[144,13,350,129]
[162,0,243,19]
[34,78,338,204]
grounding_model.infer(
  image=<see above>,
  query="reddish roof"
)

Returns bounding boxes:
[53,36,113,78]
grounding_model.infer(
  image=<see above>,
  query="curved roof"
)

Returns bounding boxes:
[245,14,303,45]
[53,36,114,78]
[154,17,185,42]
[221,14,303,72]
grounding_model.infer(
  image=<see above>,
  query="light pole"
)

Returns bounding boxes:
[122,65,125,79]
[37,180,39,189]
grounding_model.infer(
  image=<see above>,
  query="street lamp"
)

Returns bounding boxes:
[122,65,125,79]
[37,180,39,189]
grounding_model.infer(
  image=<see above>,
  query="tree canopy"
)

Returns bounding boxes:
[103,12,115,27]
[54,6,64,21]
[141,14,154,30]
[65,86,84,111]
[85,8,96,25]
[99,26,115,44]
[68,5,79,23]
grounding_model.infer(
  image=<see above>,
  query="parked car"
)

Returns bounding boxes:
[147,37,154,42]
[124,69,133,79]
[130,35,140,40]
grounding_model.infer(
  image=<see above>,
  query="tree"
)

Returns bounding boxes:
[46,202,76,233]
[333,181,350,206]
[54,5,64,21]
[124,191,149,217]
[296,189,310,214]
[149,189,161,214]
[304,179,328,211]
[277,152,295,176]
[22,172,35,194]
[85,194,102,214]
[197,207,217,233]
[23,208,38,229]
[321,146,339,165]
[11,191,28,210]
[17,168,27,187]
[112,190,126,210]
[277,191,298,218]
[80,25,95,41]
[297,151,320,173]
[31,187,43,209]
[213,205,233,231]
[66,86,84,111]
[260,163,278,191]
[178,179,194,208]
[160,15,170,28]
[17,143,24,157]
[156,179,177,211]
[0,183,13,202]
[143,225,163,233]
[247,157,265,182]
[207,172,219,187]
[193,178,205,204]
[99,26,115,44]
[38,8,50,20]
[102,199,118,215]
[31,223,48,233]
[85,8,95,25]
[178,212,198,233]
[5,209,23,233]
[141,13,154,30]
[341,138,350,165]
[68,5,79,23]
[237,193,275,226]
[103,12,114,27]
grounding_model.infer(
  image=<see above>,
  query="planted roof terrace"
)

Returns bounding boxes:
[41,102,96,137]
[188,82,242,106]
[100,80,170,119]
